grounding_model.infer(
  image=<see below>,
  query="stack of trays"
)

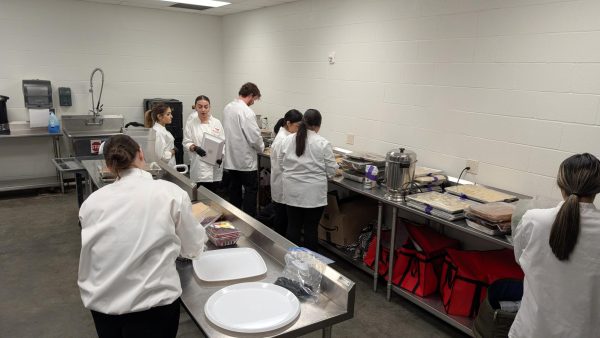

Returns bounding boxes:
[406,192,479,221]
[340,152,386,183]
[464,202,515,235]
[413,166,446,192]
[206,221,241,247]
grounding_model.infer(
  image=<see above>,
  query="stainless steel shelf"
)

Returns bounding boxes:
[391,286,474,337]
[0,176,60,192]
[319,240,374,276]
[330,177,514,249]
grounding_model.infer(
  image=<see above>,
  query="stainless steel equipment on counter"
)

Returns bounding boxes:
[384,147,417,201]
[0,95,9,135]
[62,114,124,158]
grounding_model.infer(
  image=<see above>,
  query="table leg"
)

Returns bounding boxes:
[52,135,64,193]
[374,201,383,292]
[322,326,332,338]
[387,207,398,301]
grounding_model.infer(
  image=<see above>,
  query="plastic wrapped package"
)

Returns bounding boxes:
[446,185,518,203]
[205,221,241,247]
[279,249,327,303]
[406,191,479,214]
[466,202,515,223]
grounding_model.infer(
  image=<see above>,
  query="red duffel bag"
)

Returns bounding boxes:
[391,224,460,297]
[363,235,391,276]
[440,248,524,317]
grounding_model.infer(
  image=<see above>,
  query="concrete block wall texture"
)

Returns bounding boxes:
[222,0,600,200]
[0,0,224,125]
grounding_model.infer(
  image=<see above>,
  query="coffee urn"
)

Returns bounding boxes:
[384,147,417,201]
[0,95,9,135]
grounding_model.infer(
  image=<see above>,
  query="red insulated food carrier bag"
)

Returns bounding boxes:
[440,248,524,317]
[363,235,390,276]
[391,224,460,297]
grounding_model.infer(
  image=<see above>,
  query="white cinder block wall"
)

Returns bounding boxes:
[0,0,222,179]
[0,0,223,127]
[222,0,600,200]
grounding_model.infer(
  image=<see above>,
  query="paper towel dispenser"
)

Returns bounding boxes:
[22,80,53,108]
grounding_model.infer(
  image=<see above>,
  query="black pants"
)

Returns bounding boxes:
[286,205,325,252]
[197,181,220,194]
[228,170,258,217]
[90,300,180,338]
[272,201,288,236]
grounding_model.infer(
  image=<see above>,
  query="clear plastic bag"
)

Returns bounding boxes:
[278,249,327,303]
[511,196,560,234]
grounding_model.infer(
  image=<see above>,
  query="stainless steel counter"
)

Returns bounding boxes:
[330,176,515,249]
[78,162,356,337]
[0,122,63,192]
[180,188,355,337]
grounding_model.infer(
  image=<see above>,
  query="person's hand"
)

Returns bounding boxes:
[171,148,177,155]
[195,146,206,157]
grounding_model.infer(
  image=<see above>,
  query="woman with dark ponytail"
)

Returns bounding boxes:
[278,109,338,251]
[510,153,600,338]
[269,109,303,235]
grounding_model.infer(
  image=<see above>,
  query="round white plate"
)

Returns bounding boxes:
[204,282,301,333]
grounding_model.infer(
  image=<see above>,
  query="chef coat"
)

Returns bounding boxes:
[78,168,206,315]
[279,130,338,208]
[222,99,264,171]
[270,128,291,203]
[183,115,225,183]
[509,202,600,338]
[153,123,176,167]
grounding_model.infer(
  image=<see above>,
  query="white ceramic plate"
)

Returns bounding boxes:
[204,282,301,333]
[192,248,267,282]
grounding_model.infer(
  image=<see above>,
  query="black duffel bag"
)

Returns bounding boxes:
[473,279,523,338]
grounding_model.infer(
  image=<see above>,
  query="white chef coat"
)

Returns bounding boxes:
[153,123,176,167]
[222,98,264,171]
[509,202,600,338]
[279,130,338,208]
[270,128,291,203]
[183,115,225,183]
[78,168,207,315]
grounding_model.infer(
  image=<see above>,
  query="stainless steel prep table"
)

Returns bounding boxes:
[78,160,356,337]
[180,189,355,337]
[328,176,527,336]
[0,122,63,192]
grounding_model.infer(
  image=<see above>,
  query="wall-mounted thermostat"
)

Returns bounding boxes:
[58,87,72,106]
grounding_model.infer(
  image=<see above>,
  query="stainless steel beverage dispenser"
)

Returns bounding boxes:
[384,147,417,201]
[0,95,9,135]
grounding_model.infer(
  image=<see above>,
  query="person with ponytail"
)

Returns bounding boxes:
[278,109,338,251]
[78,135,207,338]
[145,102,177,167]
[509,153,600,338]
[269,109,303,235]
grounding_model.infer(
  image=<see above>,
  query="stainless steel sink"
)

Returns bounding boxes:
[62,114,124,158]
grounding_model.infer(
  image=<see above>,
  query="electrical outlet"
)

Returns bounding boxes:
[346,134,354,145]
[466,159,479,175]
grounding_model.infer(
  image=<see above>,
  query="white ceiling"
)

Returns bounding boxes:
[79,0,298,16]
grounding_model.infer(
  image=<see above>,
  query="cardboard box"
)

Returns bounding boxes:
[319,193,378,246]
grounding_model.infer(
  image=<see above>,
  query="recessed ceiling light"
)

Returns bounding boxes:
[161,0,231,8]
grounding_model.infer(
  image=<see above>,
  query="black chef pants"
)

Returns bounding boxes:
[228,170,257,217]
[90,300,180,338]
[286,205,325,252]
[197,181,221,194]
[272,201,288,236]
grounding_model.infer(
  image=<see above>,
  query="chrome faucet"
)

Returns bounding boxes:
[89,68,104,118]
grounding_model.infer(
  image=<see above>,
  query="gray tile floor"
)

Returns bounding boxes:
[0,189,467,338]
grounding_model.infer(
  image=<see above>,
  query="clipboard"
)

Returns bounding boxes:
[200,133,225,166]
